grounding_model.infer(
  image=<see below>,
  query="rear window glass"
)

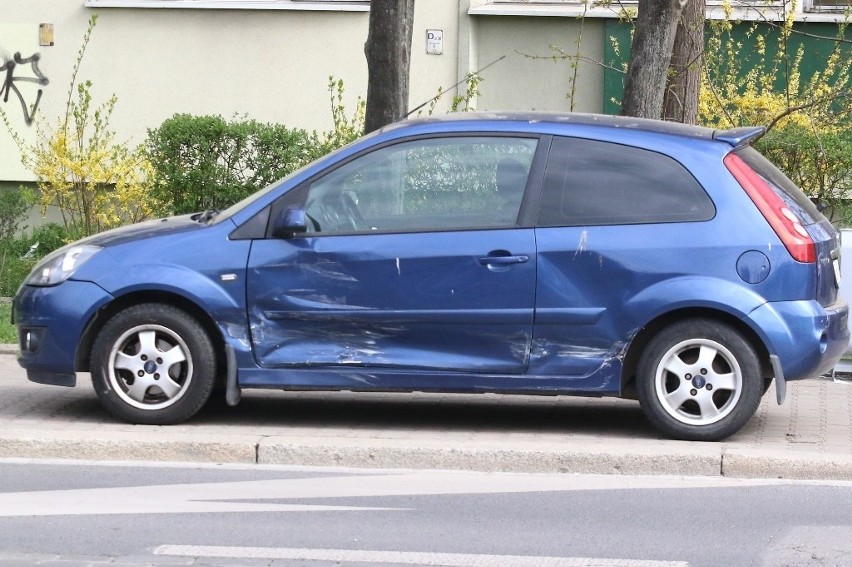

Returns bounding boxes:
[537,137,715,227]
[735,147,822,225]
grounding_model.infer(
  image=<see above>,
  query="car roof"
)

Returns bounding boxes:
[382,111,765,148]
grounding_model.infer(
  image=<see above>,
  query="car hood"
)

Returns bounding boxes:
[75,214,206,248]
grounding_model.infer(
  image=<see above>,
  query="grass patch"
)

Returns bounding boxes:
[0,302,16,344]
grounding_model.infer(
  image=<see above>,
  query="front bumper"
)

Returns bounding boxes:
[747,298,849,382]
[14,280,114,386]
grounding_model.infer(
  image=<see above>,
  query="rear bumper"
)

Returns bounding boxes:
[14,280,114,385]
[747,298,849,381]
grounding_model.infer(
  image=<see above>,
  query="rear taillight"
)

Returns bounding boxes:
[724,152,815,263]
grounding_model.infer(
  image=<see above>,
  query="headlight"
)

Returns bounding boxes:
[24,245,102,287]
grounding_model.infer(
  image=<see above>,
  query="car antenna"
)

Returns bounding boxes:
[405,55,506,118]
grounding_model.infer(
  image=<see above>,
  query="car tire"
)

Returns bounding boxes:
[90,303,217,425]
[636,319,762,441]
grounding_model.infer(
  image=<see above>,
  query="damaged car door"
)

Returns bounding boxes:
[245,136,540,380]
[528,136,717,393]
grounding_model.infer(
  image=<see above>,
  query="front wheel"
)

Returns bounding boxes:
[636,319,763,441]
[91,304,217,425]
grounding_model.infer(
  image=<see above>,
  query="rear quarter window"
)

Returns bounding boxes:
[537,137,715,227]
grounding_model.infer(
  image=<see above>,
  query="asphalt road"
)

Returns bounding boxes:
[2,459,852,567]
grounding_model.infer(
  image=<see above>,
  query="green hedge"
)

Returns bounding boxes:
[0,223,73,296]
[146,114,315,216]
[756,125,852,226]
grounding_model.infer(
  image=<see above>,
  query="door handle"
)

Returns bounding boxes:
[479,255,529,266]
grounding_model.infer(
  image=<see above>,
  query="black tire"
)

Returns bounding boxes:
[636,319,763,441]
[90,303,217,425]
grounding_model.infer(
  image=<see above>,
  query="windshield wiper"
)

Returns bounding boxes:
[193,208,220,223]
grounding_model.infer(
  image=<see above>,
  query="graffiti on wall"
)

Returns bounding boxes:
[1,48,49,126]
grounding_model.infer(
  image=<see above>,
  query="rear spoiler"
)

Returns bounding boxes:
[713,126,766,148]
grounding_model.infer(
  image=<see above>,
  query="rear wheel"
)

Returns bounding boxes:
[637,319,762,441]
[91,303,216,424]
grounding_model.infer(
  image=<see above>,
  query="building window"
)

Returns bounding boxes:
[807,0,852,11]
[83,0,370,11]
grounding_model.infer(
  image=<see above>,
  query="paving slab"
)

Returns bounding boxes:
[2,351,852,479]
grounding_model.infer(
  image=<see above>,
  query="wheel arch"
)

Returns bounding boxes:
[76,290,227,376]
[621,307,773,397]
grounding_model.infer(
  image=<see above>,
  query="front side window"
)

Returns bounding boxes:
[302,136,538,234]
[537,136,715,227]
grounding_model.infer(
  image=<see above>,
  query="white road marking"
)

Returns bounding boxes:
[156,544,689,567]
[0,465,836,518]
[6,458,852,488]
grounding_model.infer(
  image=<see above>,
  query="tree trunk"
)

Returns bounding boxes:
[621,0,686,119]
[364,0,415,134]
[662,0,704,124]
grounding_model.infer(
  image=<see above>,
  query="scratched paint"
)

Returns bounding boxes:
[574,229,588,258]
[245,228,537,374]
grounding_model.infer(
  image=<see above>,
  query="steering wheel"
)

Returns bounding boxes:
[339,192,366,231]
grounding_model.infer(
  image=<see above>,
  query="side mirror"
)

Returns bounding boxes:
[272,206,308,238]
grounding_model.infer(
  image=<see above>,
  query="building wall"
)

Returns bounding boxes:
[1,2,611,185]
[5,3,851,188]
[2,4,377,183]
[474,15,605,114]
[0,1,467,183]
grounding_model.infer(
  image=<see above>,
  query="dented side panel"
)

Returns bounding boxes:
[246,229,537,375]
[530,222,786,390]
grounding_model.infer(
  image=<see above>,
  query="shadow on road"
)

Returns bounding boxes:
[193,391,657,438]
[4,370,659,439]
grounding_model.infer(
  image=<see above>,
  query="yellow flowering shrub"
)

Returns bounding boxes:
[1,16,156,237]
[699,7,852,223]
[699,8,851,132]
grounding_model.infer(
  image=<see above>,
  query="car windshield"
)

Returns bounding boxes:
[210,134,376,226]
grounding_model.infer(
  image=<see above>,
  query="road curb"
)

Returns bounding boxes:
[4,429,852,479]
[257,437,723,476]
[722,447,852,480]
[0,430,726,476]
[0,430,258,464]
[0,344,16,356]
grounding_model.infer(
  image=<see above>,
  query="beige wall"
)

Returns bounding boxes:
[474,15,604,114]
[0,2,602,183]
[1,21,46,181]
[2,2,376,182]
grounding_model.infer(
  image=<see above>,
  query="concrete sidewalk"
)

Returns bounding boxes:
[2,349,852,479]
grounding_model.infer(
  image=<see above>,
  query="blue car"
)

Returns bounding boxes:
[12,112,849,441]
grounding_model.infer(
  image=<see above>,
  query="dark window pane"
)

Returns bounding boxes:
[537,137,715,227]
[810,0,850,7]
